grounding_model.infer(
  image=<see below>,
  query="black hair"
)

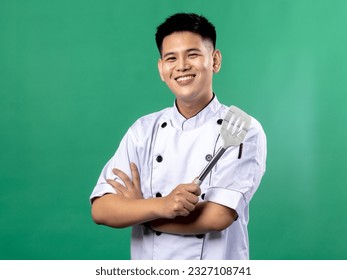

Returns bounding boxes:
[155,13,216,54]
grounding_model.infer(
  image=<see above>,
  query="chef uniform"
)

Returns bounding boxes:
[90,95,267,260]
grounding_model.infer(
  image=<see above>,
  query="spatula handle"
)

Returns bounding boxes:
[193,147,226,186]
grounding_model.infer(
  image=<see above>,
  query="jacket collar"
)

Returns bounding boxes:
[171,94,222,131]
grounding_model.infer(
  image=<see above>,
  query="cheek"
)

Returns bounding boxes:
[204,60,214,71]
[195,58,213,72]
[198,62,213,78]
[162,65,175,80]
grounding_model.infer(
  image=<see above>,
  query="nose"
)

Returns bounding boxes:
[176,57,190,72]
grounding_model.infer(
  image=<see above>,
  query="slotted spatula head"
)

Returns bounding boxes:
[193,105,252,186]
[221,105,252,148]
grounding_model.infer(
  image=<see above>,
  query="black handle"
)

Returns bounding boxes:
[194,147,226,185]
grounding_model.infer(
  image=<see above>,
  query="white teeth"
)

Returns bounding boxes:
[176,75,194,82]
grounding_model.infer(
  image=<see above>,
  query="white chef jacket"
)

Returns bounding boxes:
[90,95,267,260]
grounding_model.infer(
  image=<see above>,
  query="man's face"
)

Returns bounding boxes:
[158,31,221,106]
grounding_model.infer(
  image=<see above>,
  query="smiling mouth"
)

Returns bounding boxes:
[175,75,196,82]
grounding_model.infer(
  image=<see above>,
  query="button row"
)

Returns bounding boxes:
[155,192,205,199]
[161,119,223,127]
[154,231,204,239]
[156,154,212,163]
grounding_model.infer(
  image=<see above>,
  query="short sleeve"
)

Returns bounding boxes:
[89,128,139,204]
[204,118,267,216]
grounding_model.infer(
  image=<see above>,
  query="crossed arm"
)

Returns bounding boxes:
[91,163,237,235]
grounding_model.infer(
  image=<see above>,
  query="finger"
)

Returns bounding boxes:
[179,209,190,217]
[179,189,198,204]
[112,168,133,187]
[106,179,125,196]
[130,163,140,190]
[193,185,201,196]
[178,207,191,217]
[182,200,195,212]
[185,192,199,204]
[192,185,201,196]
[172,202,191,217]
[182,183,201,197]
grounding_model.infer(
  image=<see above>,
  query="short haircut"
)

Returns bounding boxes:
[155,13,217,55]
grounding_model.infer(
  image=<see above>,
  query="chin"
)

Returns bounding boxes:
[172,88,198,99]
[174,93,198,102]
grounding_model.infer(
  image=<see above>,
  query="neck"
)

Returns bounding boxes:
[176,93,214,119]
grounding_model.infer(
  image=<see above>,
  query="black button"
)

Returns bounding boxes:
[217,119,223,125]
[155,192,162,197]
[155,231,162,236]
[205,154,212,161]
[196,234,204,239]
[201,193,205,200]
[156,155,163,162]
[161,122,167,128]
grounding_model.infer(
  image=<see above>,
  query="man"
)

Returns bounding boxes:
[90,13,266,259]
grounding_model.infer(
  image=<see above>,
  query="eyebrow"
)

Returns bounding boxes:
[162,48,202,59]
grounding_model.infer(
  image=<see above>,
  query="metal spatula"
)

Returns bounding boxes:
[193,105,252,186]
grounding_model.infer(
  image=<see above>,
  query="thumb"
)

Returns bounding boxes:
[192,177,202,186]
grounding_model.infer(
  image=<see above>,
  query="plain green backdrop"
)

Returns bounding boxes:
[1,0,346,260]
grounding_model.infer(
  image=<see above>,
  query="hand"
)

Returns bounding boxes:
[106,163,143,200]
[160,183,201,219]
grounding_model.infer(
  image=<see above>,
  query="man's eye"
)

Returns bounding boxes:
[166,57,176,62]
[189,53,198,58]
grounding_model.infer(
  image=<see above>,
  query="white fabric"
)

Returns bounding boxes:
[90,96,267,259]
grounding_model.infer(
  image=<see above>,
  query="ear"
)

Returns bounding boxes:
[212,49,222,73]
[157,59,165,81]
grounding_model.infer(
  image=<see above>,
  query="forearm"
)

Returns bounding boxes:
[150,201,237,235]
[91,181,202,229]
[91,194,163,228]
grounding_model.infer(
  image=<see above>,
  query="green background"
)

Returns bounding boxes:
[1,0,346,260]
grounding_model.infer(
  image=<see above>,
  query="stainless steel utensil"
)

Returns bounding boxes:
[193,105,251,185]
